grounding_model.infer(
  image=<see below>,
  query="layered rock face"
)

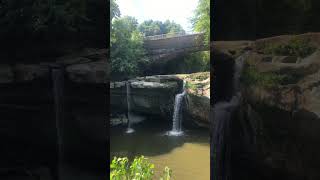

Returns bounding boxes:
[177,73,210,128]
[0,48,108,171]
[110,75,179,118]
[213,33,320,179]
[110,72,210,128]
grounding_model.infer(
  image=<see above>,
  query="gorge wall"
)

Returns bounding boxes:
[0,48,108,174]
[212,33,320,180]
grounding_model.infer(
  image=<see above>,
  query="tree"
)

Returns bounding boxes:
[191,0,210,44]
[111,16,149,79]
[184,0,210,73]
[0,0,106,61]
[110,0,120,22]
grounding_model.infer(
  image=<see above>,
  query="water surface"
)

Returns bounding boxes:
[110,119,210,180]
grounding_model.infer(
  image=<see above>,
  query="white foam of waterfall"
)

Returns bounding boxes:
[168,80,186,136]
[126,81,135,134]
[212,54,246,179]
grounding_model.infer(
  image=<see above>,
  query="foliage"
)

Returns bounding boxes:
[0,0,92,37]
[185,72,210,92]
[110,0,120,22]
[263,38,317,58]
[241,66,287,88]
[191,0,210,44]
[185,81,198,91]
[110,156,172,180]
[0,0,106,60]
[186,72,210,81]
[184,51,210,72]
[111,15,149,79]
[162,51,209,75]
[138,20,185,36]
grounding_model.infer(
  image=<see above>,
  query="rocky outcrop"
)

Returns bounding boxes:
[110,72,210,128]
[110,75,179,118]
[213,33,320,179]
[66,60,108,83]
[177,73,210,127]
[0,48,108,83]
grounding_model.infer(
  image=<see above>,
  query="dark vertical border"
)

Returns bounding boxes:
[106,0,111,179]
[210,1,215,180]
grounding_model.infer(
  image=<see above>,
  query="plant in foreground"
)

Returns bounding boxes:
[110,156,172,180]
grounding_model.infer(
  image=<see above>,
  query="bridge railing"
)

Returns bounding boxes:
[144,32,204,41]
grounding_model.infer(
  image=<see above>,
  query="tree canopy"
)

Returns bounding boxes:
[110,15,149,80]
[191,0,210,44]
[110,0,120,22]
[138,20,185,36]
[0,0,106,61]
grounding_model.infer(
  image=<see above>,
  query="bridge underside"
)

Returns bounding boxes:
[148,45,209,61]
[143,33,208,61]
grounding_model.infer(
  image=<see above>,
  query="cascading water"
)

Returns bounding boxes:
[168,80,186,136]
[212,54,246,180]
[126,81,134,133]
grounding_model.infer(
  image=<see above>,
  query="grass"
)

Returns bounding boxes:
[261,38,317,58]
[185,81,198,91]
[241,66,287,88]
[185,72,210,81]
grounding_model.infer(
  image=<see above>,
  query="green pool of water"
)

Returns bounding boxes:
[110,119,210,180]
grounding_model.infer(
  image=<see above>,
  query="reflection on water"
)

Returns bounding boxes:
[110,119,210,180]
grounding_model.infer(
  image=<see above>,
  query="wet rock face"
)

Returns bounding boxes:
[0,48,108,174]
[179,72,210,128]
[185,94,210,127]
[110,73,211,128]
[110,75,180,118]
[217,34,320,179]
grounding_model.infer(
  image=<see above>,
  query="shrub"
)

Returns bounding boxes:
[110,156,172,180]
[185,81,198,91]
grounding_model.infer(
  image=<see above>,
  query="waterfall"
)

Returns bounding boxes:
[168,80,186,136]
[212,54,246,180]
[126,81,134,133]
[51,65,65,180]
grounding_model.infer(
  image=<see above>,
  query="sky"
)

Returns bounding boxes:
[116,0,199,33]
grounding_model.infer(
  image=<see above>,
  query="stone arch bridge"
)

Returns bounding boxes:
[143,32,209,61]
